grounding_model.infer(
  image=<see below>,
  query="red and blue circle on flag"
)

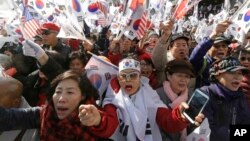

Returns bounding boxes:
[35,0,44,9]
[88,3,99,13]
[133,19,141,31]
[244,10,250,22]
[89,73,102,89]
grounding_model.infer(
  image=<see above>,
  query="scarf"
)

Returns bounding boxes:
[111,80,166,141]
[40,101,96,141]
[163,81,188,141]
[163,81,188,109]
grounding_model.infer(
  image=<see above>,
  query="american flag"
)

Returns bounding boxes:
[97,17,107,26]
[22,6,41,39]
[136,11,147,39]
[96,1,108,17]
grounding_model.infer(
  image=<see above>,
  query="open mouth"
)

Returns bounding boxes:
[179,52,185,55]
[125,85,133,91]
[141,71,150,77]
[231,81,240,87]
[56,107,69,115]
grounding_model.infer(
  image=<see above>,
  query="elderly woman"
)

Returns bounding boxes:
[79,58,204,141]
[201,56,250,141]
[0,70,114,141]
[156,59,195,141]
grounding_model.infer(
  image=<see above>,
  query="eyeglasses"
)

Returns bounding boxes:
[240,57,250,62]
[41,30,56,35]
[118,71,140,81]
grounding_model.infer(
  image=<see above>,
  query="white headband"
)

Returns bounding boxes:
[119,59,140,72]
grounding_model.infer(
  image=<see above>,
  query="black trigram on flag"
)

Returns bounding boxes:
[105,72,111,80]
[145,118,152,135]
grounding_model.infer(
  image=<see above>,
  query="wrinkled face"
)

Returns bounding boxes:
[239,53,250,70]
[215,70,243,91]
[41,30,58,46]
[118,69,140,96]
[53,79,83,119]
[140,60,153,78]
[170,39,189,60]
[209,42,228,60]
[167,72,191,94]
[69,58,85,73]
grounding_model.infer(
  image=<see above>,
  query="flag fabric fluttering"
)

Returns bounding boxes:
[22,5,41,39]
[230,0,250,34]
[96,0,109,17]
[85,53,118,98]
[123,5,145,40]
[136,10,147,39]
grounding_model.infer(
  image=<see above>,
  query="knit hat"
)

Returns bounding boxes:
[165,59,195,77]
[119,59,140,72]
[210,56,249,79]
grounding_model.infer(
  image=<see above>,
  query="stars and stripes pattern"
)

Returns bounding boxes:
[22,6,41,39]
[97,17,107,26]
[136,11,147,39]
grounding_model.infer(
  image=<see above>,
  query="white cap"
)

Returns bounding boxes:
[119,59,140,72]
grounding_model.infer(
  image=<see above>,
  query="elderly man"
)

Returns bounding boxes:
[39,22,71,68]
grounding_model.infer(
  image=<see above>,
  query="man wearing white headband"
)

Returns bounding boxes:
[78,58,205,141]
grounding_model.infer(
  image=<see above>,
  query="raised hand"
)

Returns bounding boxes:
[78,104,101,126]
[159,18,175,44]
[22,39,45,60]
[210,20,232,39]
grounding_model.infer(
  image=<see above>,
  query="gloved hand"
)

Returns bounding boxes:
[22,39,45,60]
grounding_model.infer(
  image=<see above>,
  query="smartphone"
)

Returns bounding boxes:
[183,89,209,124]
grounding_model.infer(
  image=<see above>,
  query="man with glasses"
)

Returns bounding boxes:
[39,23,71,68]
[189,20,232,88]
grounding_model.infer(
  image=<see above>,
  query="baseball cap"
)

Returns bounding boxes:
[214,35,231,45]
[40,22,60,32]
[170,33,189,43]
[210,56,249,78]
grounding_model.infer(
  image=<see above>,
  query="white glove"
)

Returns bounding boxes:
[22,39,45,60]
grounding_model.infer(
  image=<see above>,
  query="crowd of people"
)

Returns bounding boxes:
[1,5,250,141]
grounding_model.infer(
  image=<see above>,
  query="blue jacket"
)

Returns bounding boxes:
[200,82,250,141]
[189,38,214,88]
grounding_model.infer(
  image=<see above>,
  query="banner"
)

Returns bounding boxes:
[85,53,118,97]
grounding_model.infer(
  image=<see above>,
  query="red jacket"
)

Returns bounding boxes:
[101,78,188,137]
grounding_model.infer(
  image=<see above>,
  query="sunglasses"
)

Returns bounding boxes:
[118,71,140,81]
[240,57,250,62]
[41,30,56,35]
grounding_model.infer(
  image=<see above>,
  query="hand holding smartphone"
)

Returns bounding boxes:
[183,89,209,124]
